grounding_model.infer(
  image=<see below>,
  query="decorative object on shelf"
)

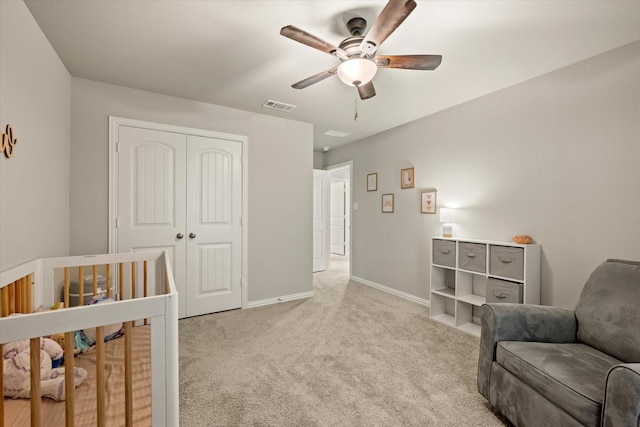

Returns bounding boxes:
[367,173,378,191]
[421,190,437,214]
[512,234,533,244]
[1,124,18,158]
[439,208,456,237]
[382,193,394,213]
[400,167,414,189]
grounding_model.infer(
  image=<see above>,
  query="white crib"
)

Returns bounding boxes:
[0,250,179,427]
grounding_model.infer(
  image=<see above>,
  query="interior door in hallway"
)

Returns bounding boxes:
[313,170,329,272]
[330,181,346,255]
[115,124,243,318]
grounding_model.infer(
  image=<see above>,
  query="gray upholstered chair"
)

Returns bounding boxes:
[477,259,640,427]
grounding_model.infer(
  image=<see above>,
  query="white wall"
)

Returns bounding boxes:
[0,1,71,270]
[325,41,640,309]
[70,78,313,303]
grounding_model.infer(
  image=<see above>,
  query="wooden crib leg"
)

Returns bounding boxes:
[64,331,75,427]
[30,338,42,425]
[96,326,106,427]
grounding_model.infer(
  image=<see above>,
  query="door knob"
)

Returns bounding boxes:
[189,233,196,239]
[176,233,184,239]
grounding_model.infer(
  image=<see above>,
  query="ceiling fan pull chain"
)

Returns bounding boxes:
[354,90,359,121]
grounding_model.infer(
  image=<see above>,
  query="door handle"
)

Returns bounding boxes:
[176,233,184,239]
[189,233,196,239]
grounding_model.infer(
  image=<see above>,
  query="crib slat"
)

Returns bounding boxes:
[30,337,42,426]
[119,263,124,301]
[25,274,32,313]
[124,321,133,426]
[64,331,75,427]
[64,267,70,308]
[131,262,136,299]
[96,326,106,427]
[8,282,15,314]
[1,286,8,317]
[15,280,22,313]
[78,266,84,307]
[106,264,112,298]
[93,265,98,297]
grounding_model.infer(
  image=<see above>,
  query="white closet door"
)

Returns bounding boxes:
[116,126,188,316]
[185,135,243,316]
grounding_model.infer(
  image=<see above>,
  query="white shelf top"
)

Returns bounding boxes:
[457,322,481,337]
[431,313,456,327]
[458,294,486,307]
[432,287,455,298]
[432,236,539,249]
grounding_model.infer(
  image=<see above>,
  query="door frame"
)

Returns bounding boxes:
[108,116,249,309]
[325,160,353,279]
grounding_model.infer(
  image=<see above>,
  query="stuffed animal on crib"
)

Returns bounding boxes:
[2,336,88,401]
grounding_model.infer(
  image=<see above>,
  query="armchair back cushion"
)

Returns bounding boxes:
[575,259,640,363]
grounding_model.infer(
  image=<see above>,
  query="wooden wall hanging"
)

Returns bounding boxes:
[1,124,18,158]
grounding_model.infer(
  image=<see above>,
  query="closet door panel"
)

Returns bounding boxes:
[185,135,242,317]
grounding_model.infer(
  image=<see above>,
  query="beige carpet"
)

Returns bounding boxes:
[179,255,510,426]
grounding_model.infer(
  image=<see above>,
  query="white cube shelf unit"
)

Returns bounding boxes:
[430,237,540,336]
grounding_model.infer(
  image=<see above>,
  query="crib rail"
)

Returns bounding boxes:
[0,250,178,427]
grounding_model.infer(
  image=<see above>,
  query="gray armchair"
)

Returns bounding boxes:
[477,259,640,427]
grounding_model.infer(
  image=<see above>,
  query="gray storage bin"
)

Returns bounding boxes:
[490,245,524,280]
[433,239,456,267]
[486,278,523,304]
[458,242,486,273]
[62,274,111,307]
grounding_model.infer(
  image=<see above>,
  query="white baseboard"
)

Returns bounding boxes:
[351,276,430,307]
[247,291,314,308]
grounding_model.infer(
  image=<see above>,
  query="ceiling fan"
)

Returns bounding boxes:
[280,0,442,100]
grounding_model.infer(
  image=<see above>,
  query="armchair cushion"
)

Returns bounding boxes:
[497,341,622,426]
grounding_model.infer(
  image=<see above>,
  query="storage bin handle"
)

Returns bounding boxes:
[498,257,512,263]
[441,249,450,254]
[466,252,476,258]
[494,292,508,299]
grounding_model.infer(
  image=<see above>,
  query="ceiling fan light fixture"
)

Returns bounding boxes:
[337,58,377,87]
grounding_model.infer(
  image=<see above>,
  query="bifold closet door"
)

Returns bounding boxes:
[116,126,242,318]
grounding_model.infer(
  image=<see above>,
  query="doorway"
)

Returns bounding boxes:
[326,162,352,277]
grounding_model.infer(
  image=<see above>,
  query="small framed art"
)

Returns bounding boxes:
[367,173,378,192]
[421,190,437,214]
[401,167,414,189]
[382,194,394,213]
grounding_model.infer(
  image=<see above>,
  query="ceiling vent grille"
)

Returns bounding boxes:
[262,100,296,113]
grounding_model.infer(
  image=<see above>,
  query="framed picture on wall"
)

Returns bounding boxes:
[401,167,414,189]
[367,173,378,192]
[421,190,437,214]
[382,194,394,213]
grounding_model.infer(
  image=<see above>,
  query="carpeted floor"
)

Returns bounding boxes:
[179,255,510,426]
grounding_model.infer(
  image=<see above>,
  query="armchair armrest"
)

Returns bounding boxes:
[602,363,640,427]
[477,303,577,400]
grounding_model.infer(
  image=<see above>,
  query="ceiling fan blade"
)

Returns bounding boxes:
[291,66,338,89]
[280,25,345,58]
[357,81,376,100]
[360,0,417,57]
[375,55,442,70]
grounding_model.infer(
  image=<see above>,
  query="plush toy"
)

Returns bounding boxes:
[3,336,87,401]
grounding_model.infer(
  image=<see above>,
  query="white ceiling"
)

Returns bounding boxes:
[25,1,640,151]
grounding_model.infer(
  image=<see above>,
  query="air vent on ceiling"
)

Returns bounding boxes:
[262,100,296,113]
[324,130,350,138]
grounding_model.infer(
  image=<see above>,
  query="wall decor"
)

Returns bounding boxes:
[382,193,394,213]
[421,190,437,214]
[367,173,378,192]
[401,167,414,189]
[1,124,18,158]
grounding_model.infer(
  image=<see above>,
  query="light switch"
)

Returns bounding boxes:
[353,202,358,210]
